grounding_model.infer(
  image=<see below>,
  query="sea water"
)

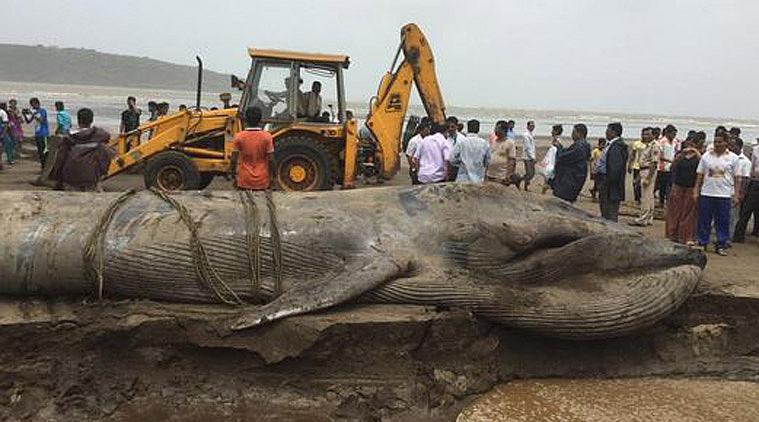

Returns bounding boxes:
[2,80,757,144]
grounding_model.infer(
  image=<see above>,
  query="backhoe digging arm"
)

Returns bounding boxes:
[364,23,447,180]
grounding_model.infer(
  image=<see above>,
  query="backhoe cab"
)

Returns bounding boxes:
[236,49,353,191]
[105,23,445,192]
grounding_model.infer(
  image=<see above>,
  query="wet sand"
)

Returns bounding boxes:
[458,378,759,422]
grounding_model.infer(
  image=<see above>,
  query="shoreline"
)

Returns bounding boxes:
[3,79,758,140]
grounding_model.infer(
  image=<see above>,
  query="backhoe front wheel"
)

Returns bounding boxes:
[144,151,202,191]
[274,135,335,191]
[198,173,215,190]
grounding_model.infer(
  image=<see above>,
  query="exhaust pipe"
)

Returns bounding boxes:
[195,56,203,110]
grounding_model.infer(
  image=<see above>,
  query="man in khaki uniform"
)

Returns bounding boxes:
[631,127,661,226]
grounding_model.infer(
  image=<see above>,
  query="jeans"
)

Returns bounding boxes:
[657,171,672,207]
[35,135,48,167]
[697,195,731,248]
[2,133,14,164]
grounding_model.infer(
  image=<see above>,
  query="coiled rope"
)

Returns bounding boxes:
[83,188,284,304]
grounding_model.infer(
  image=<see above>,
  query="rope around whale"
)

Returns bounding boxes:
[264,189,283,297]
[239,190,262,297]
[83,189,139,300]
[83,189,283,304]
[237,190,283,299]
[148,188,245,305]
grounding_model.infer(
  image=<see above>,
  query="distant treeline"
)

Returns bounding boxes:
[0,44,231,92]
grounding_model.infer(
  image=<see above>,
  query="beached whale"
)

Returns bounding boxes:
[0,184,705,339]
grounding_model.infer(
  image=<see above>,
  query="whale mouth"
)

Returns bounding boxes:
[445,233,706,339]
[448,232,706,279]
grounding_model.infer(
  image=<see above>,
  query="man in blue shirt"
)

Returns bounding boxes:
[22,97,50,168]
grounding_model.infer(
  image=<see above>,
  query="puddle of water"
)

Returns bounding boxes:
[458,378,759,422]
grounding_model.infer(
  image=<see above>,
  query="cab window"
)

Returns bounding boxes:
[249,62,295,121]
[296,64,339,123]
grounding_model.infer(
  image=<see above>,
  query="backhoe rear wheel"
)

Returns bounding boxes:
[144,151,202,191]
[274,135,335,191]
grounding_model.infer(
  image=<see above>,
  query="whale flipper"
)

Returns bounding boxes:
[229,254,410,331]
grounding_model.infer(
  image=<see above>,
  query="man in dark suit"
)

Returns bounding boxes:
[553,123,592,202]
[595,122,628,221]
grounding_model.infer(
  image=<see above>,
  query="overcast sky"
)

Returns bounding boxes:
[3,0,759,119]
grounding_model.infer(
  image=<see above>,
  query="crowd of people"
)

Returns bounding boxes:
[1,96,758,256]
[404,117,758,257]
[612,124,756,256]
[0,95,185,189]
[0,97,68,170]
[404,116,595,203]
[0,96,181,171]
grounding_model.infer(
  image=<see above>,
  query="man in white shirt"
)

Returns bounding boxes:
[445,116,464,181]
[413,124,450,184]
[450,119,490,182]
[522,121,536,191]
[693,132,741,255]
[302,81,322,120]
[0,106,9,125]
[405,120,431,185]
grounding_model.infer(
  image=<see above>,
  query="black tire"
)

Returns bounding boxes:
[144,151,201,191]
[274,134,335,191]
[198,173,215,190]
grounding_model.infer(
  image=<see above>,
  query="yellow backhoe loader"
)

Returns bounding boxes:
[106,23,447,191]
